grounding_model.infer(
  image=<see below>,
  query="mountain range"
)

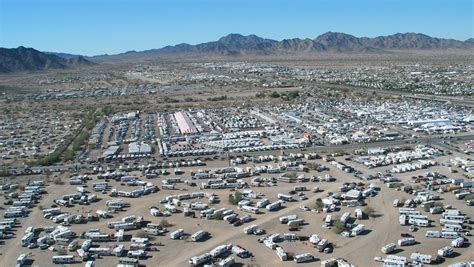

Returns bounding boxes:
[0,32,472,73]
[104,32,473,59]
[0,46,94,73]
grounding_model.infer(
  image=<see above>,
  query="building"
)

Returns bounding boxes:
[174,111,198,135]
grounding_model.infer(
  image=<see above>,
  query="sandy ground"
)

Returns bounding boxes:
[0,149,472,267]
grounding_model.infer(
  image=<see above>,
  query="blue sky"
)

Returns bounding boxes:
[0,0,472,56]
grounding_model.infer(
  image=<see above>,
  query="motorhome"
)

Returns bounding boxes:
[131,237,149,244]
[67,240,78,251]
[240,205,259,214]
[441,231,459,239]
[189,253,212,266]
[210,244,232,258]
[317,239,328,252]
[309,234,321,245]
[293,253,314,263]
[275,246,288,261]
[52,255,75,264]
[277,194,293,202]
[16,254,27,267]
[398,208,421,215]
[324,215,332,227]
[440,218,464,226]
[294,186,307,192]
[88,247,112,256]
[118,257,139,266]
[170,229,184,240]
[355,208,363,219]
[4,210,27,218]
[266,201,282,211]
[410,253,435,264]
[127,249,146,258]
[340,212,350,224]
[288,219,305,229]
[114,222,138,231]
[144,228,164,236]
[451,237,465,247]
[351,224,365,236]
[425,231,442,238]
[256,199,270,208]
[280,215,298,224]
[437,246,454,257]
[409,218,430,227]
[232,245,251,258]
[244,225,258,235]
[382,243,397,254]
[21,232,34,247]
[443,224,463,232]
[81,240,92,251]
[398,238,416,246]
[87,234,111,242]
[191,230,208,242]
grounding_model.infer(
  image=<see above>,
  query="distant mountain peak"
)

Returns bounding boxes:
[216,34,277,50]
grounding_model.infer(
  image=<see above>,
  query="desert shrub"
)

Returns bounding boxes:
[228,191,243,205]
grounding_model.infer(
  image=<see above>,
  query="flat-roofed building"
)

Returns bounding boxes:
[174,111,198,135]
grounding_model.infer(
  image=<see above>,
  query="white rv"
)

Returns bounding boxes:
[293,253,314,263]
